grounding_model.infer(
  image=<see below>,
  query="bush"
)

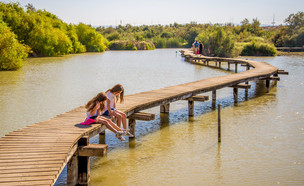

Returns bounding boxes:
[241,41,277,56]
[106,32,120,41]
[28,25,73,56]
[108,40,155,50]
[76,23,108,52]
[196,27,237,57]
[0,19,30,70]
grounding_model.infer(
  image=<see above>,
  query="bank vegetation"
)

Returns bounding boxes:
[0,2,303,70]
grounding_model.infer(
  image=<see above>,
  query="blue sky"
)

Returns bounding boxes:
[2,0,304,26]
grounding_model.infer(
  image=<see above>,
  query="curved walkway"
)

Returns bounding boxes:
[0,49,283,185]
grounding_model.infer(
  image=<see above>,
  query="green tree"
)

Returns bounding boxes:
[76,23,108,52]
[0,19,30,70]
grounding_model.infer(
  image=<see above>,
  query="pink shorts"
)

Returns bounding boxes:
[81,118,95,125]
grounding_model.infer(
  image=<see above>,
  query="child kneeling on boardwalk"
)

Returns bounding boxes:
[102,84,133,137]
[81,92,126,141]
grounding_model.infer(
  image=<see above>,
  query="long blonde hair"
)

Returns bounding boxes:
[106,84,124,103]
[85,92,107,112]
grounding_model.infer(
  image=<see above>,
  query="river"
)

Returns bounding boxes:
[0,49,303,185]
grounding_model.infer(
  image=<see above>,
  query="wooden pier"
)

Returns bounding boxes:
[0,49,288,185]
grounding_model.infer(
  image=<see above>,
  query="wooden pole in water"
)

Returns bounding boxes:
[212,90,216,107]
[128,119,136,138]
[78,136,90,185]
[218,104,221,143]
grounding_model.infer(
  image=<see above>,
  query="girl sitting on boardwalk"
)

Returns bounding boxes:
[82,92,126,141]
[102,84,133,137]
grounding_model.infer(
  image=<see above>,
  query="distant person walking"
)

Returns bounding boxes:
[193,40,199,54]
[199,41,204,55]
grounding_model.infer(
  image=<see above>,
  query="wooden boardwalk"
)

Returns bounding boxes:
[0,49,287,185]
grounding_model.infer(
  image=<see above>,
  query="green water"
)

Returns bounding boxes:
[0,50,303,185]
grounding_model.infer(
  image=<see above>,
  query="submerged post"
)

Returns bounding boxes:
[218,104,221,143]
[233,87,238,103]
[128,118,136,137]
[99,130,106,144]
[78,136,90,185]
[212,90,216,107]
[266,80,270,93]
[160,103,170,113]
[188,100,194,116]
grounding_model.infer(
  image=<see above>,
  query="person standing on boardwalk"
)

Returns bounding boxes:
[199,41,204,55]
[194,40,199,54]
[102,84,133,137]
[81,92,127,141]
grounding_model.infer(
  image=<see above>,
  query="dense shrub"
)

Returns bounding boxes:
[28,25,73,56]
[153,37,185,48]
[108,40,155,50]
[241,41,277,56]
[0,19,30,70]
[0,2,85,56]
[66,25,86,53]
[76,23,108,52]
[196,27,237,57]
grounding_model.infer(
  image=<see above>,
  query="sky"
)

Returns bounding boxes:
[2,0,304,26]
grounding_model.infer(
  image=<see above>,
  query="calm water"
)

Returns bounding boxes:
[0,49,303,185]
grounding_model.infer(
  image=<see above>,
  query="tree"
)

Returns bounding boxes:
[285,11,304,32]
[25,3,36,12]
[0,19,30,70]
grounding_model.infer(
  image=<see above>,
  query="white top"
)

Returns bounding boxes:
[86,109,98,118]
[104,91,115,112]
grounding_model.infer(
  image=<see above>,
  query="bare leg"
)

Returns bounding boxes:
[114,110,127,130]
[98,116,122,131]
[112,111,122,128]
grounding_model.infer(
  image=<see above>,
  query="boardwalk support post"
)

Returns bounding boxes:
[266,80,270,93]
[245,82,249,99]
[188,100,194,116]
[99,130,106,144]
[212,90,216,107]
[160,103,170,113]
[235,63,238,73]
[129,118,136,137]
[67,153,78,185]
[184,95,209,116]
[78,136,90,186]
[233,88,238,103]
[273,74,278,85]
[228,62,230,70]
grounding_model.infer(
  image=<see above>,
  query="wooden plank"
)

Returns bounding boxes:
[0,160,63,167]
[78,144,108,157]
[0,175,54,183]
[0,151,68,157]
[260,76,280,81]
[184,95,209,101]
[229,84,251,89]
[0,167,60,174]
[277,70,289,75]
[0,171,57,178]
[0,154,67,160]
[0,157,65,163]
[0,180,53,186]
[0,163,63,170]
[128,112,155,121]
